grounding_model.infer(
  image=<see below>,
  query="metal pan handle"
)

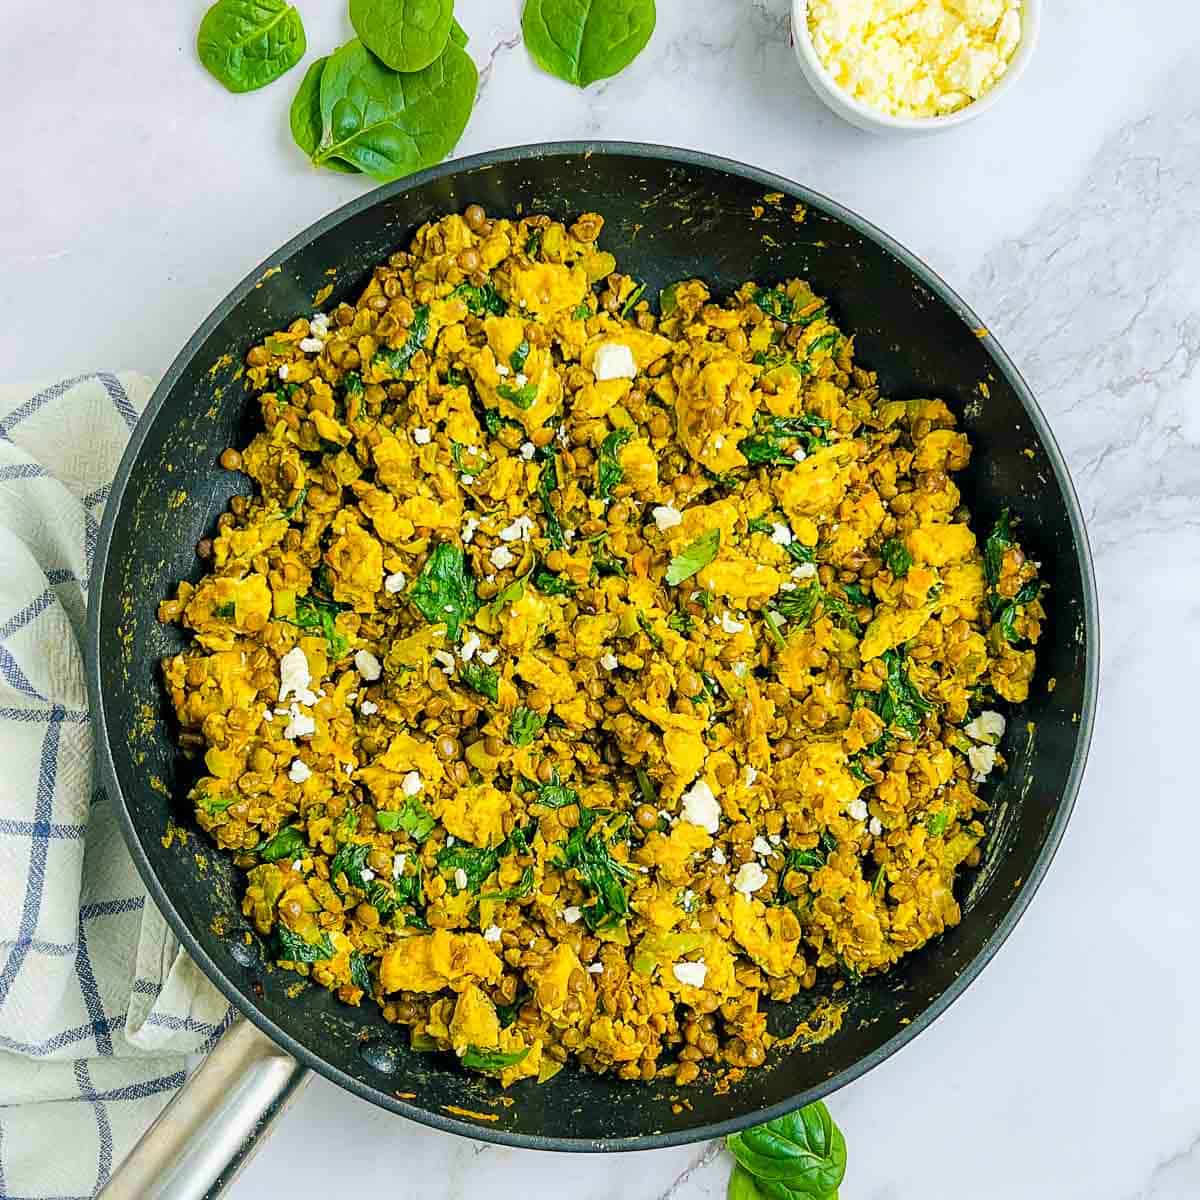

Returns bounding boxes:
[99,1016,310,1200]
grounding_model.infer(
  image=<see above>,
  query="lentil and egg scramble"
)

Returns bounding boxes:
[158,205,1045,1088]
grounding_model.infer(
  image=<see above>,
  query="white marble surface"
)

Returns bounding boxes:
[5,0,1200,1196]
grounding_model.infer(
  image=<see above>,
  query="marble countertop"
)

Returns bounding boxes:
[5,0,1199,1196]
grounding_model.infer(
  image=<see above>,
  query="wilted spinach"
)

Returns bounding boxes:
[408,542,477,640]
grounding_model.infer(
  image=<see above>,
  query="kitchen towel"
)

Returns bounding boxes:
[0,374,233,1200]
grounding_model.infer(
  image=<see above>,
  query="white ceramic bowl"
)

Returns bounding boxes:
[791,0,1040,134]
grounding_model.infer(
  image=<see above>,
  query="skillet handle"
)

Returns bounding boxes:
[99,1015,310,1200]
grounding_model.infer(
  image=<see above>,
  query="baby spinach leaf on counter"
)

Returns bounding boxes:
[497,381,538,409]
[315,38,477,182]
[374,304,431,377]
[375,796,437,841]
[509,706,546,746]
[727,1165,768,1200]
[510,340,532,373]
[213,602,236,619]
[291,594,350,658]
[451,281,507,316]
[408,542,477,640]
[461,1046,530,1072]
[531,565,575,595]
[666,528,720,586]
[276,926,334,963]
[553,808,635,929]
[349,951,373,992]
[869,649,934,737]
[290,57,362,173]
[349,0,455,73]
[880,537,912,578]
[257,826,306,863]
[726,1100,847,1200]
[330,842,372,891]
[459,659,501,703]
[596,427,633,499]
[619,281,646,318]
[522,0,657,89]
[198,0,306,93]
[449,17,468,46]
[537,455,567,549]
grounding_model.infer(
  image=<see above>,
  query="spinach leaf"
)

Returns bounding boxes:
[349,952,373,992]
[213,602,236,619]
[480,866,535,901]
[281,485,308,520]
[926,809,950,837]
[373,304,431,378]
[349,0,455,73]
[461,1045,530,1073]
[636,611,663,650]
[291,594,349,659]
[634,766,657,807]
[409,542,477,640]
[665,528,720,586]
[727,1165,768,1200]
[497,381,538,409]
[258,826,306,863]
[438,844,500,892]
[842,582,870,607]
[198,0,306,94]
[451,442,481,478]
[522,0,656,89]
[290,57,361,173]
[459,659,500,703]
[531,565,575,595]
[820,591,862,634]
[880,537,912,578]
[451,281,507,316]
[276,926,334,964]
[726,1101,847,1200]
[983,508,1013,590]
[572,301,593,320]
[775,583,821,625]
[552,808,634,930]
[807,331,840,360]
[510,340,532,374]
[375,797,437,841]
[667,609,694,634]
[784,539,815,566]
[525,229,544,257]
[449,17,468,46]
[509,707,545,746]
[738,414,831,465]
[535,774,579,809]
[620,281,646,318]
[591,537,628,579]
[537,455,567,549]
[659,281,682,316]
[330,842,372,891]
[596,428,632,499]
[315,38,477,182]
[868,649,934,737]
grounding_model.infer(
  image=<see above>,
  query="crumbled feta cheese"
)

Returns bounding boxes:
[964,710,1006,744]
[752,835,773,857]
[489,544,516,570]
[848,797,869,822]
[499,515,535,542]
[432,650,456,670]
[483,925,502,943]
[651,504,683,531]
[354,649,382,681]
[600,652,619,671]
[477,648,500,666]
[968,743,998,782]
[587,962,604,974]
[461,515,479,543]
[292,859,303,872]
[869,817,884,837]
[412,427,432,445]
[384,570,407,593]
[278,646,314,705]
[283,708,316,740]
[262,709,274,723]
[680,779,721,834]
[743,765,758,786]
[720,612,745,634]
[791,562,817,580]
[308,314,329,336]
[791,448,807,463]
[562,906,582,924]
[288,759,311,783]
[392,853,407,879]
[733,862,769,894]
[460,632,481,661]
[277,364,289,381]
[454,868,468,891]
[360,868,375,883]
[672,960,708,988]
[769,522,793,546]
[515,373,528,388]
[681,889,696,911]
[711,846,726,866]
[401,770,422,796]
[460,473,474,486]
[768,833,782,846]
[359,700,378,715]
[519,441,536,460]
[592,342,637,381]
[299,337,324,354]
[496,363,511,377]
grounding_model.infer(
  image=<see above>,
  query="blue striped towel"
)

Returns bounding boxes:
[0,375,232,1199]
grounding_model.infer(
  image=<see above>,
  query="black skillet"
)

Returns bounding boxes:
[86,142,1098,1188]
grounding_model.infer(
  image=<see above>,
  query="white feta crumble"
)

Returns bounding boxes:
[384,570,407,593]
[359,700,378,715]
[360,868,376,883]
[262,709,274,723]
[768,833,782,846]
[519,441,536,460]
[499,515,535,542]
[752,835,773,857]
[587,962,604,974]
[412,427,432,445]
[277,364,290,381]
[288,759,311,783]
[308,314,329,337]
[461,515,479,543]
[599,652,619,671]
[278,646,315,705]
[483,924,502,943]
[964,710,1006,745]
[562,906,582,925]
[432,650,456,670]
[679,779,721,834]
[769,522,793,546]
[848,797,869,822]
[489,544,516,570]
[743,765,759,786]
[495,362,511,377]
[592,342,637,381]
[454,868,468,891]
[732,661,748,678]
[299,337,324,354]
[720,612,745,634]
[515,373,528,388]
[680,889,697,911]
[392,853,407,879]
[791,562,818,580]
[459,632,481,661]
[733,862,769,895]
[283,708,316,740]
[460,473,474,486]
[401,770,423,796]
[791,448,807,463]
[291,859,303,872]
[672,960,707,988]
[968,743,998,782]
[354,649,382,682]
[713,436,724,450]
[651,504,683,530]
[477,648,500,666]
[711,846,726,866]
[869,817,884,837]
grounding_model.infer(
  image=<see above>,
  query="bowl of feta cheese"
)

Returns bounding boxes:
[792,0,1038,133]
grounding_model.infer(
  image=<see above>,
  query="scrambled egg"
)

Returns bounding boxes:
[158,206,1044,1089]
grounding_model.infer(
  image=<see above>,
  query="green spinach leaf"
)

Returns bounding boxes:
[459,659,500,703]
[726,1101,847,1200]
[738,414,831,465]
[509,707,545,746]
[349,0,455,73]
[619,281,646,318]
[510,340,532,373]
[409,542,477,640]
[449,17,468,46]
[291,594,350,659]
[451,281,507,316]
[290,57,361,173]
[375,797,437,841]
[213,602,236,619]
[330,842,372,891]
[926,809,950,837]
[373,304,431,378]
[480,866,535,901]
[461,1045,530,1072]
[552,808,634,930]
[880,537,912,578]
[535,774,579,809]
[775,583,821,625]
[258,826,306,863]
[868,649,934,737]
[665,528,720,586]
[596,427,632,499]
[276,926,334,964]
[537,455,567,549]
[497,381,538,409]
[727,1164,769,1200]
[522,0,656,89]
[531,565,575,595]
[198,0,306,94]
[349,951,373,992]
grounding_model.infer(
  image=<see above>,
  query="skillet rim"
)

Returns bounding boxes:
[85,139,1100,1152]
